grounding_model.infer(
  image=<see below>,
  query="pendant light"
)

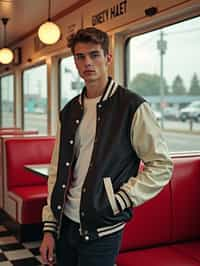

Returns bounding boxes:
[38,0,61,45]
[0,18,14,64]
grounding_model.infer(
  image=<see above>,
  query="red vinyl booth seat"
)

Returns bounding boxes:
[3,136,55,225]
[0,132,37,209]
[116,154,200,266]
[9,186,47,224]
[0,129,38,135]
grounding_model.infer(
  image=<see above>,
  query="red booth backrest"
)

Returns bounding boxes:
[171,156,200,242]
[120,182,172,251]
[5,137,55,189]
[120,155,200,252]
[0,129,38,135]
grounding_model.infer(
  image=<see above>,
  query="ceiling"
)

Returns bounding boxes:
[0,0,83,47]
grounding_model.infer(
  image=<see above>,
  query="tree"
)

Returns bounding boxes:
[189,73,200,95]
[129,73,168,96]
[171,75,186,95]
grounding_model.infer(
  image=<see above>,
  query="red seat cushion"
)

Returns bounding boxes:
[172,241,200,263]
[116,245,200,266]
[10,185,47,224]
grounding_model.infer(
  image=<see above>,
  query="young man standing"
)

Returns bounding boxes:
[40,27,173,266]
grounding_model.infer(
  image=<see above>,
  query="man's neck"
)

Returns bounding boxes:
[85,77,108,98]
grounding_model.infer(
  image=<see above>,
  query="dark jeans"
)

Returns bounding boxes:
[56,215,122,266]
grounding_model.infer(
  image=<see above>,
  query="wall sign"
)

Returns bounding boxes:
[92,0,127,26]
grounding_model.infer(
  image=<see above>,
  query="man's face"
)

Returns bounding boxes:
[73,42,111,83]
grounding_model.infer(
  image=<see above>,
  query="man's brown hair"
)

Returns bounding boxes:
[68,27,109,55]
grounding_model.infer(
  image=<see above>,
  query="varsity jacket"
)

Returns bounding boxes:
[42,77,173,241]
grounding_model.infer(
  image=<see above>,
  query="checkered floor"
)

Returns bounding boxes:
[0,224,43,266]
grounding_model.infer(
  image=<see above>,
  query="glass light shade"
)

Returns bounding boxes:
[0,47,14,64]
[38,21,61,45]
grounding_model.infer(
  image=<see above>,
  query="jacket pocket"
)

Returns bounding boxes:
[103,177,120,215]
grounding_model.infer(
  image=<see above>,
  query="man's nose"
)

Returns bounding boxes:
[84,55,92,66]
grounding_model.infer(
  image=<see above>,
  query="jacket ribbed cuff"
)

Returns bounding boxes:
[115,189,132,211]
[43,221,57,235]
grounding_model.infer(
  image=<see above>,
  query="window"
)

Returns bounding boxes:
[60,56,84,109]
[23,65,47,134]
[126,16,200,152]
[0,74,14,127]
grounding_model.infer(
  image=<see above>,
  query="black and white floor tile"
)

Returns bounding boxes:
[0,225,43,265]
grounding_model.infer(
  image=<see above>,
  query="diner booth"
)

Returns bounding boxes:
[1,133,200,265]
[0,134,55,241]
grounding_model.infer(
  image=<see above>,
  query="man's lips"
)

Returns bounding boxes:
[84,70,95,74]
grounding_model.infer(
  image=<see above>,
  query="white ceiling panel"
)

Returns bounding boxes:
[0,0,81,47]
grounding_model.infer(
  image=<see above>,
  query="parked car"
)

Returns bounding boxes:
[163,106,180,120]
[179,101,200,122]
[152,109,162,121]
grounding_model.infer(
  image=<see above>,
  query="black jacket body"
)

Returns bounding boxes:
[51,82,145,240]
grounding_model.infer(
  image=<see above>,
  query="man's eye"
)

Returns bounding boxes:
[90,53,100,59]
[76,54,85,60]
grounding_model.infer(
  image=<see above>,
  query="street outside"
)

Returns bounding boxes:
[160,120,200,152]
[2,113,200,153]
[163,131,200,152]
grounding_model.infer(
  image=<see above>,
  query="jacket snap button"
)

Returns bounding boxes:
[69,140,74,144]
[57,205,62,210]
[66,162,70,166]
[62,184,66,189]
[85,235,89,241]
[76,120,80,124]
[81,211,85,217]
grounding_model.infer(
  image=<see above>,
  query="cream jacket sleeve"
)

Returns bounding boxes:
[42,121,61,233]
[115,102,173,209]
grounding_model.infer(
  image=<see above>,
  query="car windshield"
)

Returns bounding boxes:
[189,102,200,108]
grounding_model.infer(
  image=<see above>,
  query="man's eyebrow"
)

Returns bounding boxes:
[74,52,84,56]
[89,50,101,53]
[74,50,102,56]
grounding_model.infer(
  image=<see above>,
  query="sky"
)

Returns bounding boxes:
[129,16,200,90]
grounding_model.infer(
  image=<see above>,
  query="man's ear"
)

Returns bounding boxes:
[107,53,112,64]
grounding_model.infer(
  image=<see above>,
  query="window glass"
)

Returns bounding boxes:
[60,56,84,109]
[126,16,200,152]
[0,74,14,127]
[23,65,47,134]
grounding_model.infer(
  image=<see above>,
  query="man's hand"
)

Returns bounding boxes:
[40,232,55,265]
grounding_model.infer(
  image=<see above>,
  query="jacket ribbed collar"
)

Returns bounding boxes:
[79,77,118,106]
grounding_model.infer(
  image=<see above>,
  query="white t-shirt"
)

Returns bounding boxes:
[64,96,101,222]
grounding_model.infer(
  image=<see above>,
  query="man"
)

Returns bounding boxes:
[40,27,173,266]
